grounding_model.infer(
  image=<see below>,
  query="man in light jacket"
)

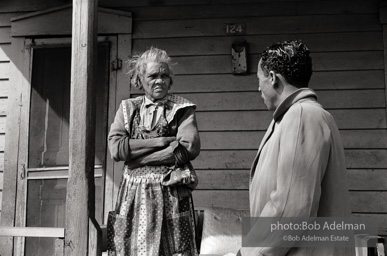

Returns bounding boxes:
[233,40,353,256]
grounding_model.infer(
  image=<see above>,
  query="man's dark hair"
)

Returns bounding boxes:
[260,40,312,88]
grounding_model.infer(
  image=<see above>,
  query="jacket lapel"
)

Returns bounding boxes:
[250,120,275,182]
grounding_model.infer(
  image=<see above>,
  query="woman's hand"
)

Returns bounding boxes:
[125,159,143,170]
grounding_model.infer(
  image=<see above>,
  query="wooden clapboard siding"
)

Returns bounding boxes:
[0,0,209,12]
[196,111,272,131]
[345,150,387,169]
[213,0,382,5]
[1,1,68,12]
[192,151,256,170]
[0,154,3,171]
[195,109,386,131]
[158,89,385,111]
[212,0,381,4]
[0,152,3,221]
[0,168,2,218]
[125,1,379,21]
[192,190,387,234]
[192,150,387,170]
[101,0,210,8]
[341,130,387,149]
[0,135,4,151]
[348,169,387,191]
[0,63,10,79]
[127,2,297,20]
[0,80,9,97]
[166,52,385,75]
[0,28,11,44]
[0,14,15,26]
[193,190,387,212]
[200,131,263,150]
[332,109,386,129]
[296,0,379,15]
[133,15,381,39]
[348,150,387,169]
[1,0,382,14]
[195,169,387,191]
[351,192,387,213]
[133,32,384,55]
[196,170,250,190]
[199,130,387,150]
[167,71,386,93]
[0,45,11,62]
[354,213,387,235]
[129,0,387,226]
[0,98,8,116]
[310,71,385,90]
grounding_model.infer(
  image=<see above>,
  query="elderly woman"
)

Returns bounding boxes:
[107,47,200,255]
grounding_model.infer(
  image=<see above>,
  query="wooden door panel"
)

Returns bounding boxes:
[28,45,109,168]
[24,43,110,256]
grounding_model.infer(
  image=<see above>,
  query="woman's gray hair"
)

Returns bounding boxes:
[126,46,174,90]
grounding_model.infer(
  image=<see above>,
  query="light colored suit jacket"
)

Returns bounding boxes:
[241,89,353,256]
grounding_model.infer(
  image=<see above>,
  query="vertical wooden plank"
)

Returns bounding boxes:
[55,238,65,256]
[65,0,98,255]
[104,36,118,224]
[116,34,131,107]
[88,218,102,256]
[111,34,131,214]
[13,39,33,256]
[0,37,32,256]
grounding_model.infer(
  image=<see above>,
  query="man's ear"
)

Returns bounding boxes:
[269,71,278,86]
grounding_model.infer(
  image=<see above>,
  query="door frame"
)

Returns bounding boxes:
[13,36,116,256]
[1,5,132,255]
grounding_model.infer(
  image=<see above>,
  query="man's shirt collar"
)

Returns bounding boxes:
[273,88,317,121]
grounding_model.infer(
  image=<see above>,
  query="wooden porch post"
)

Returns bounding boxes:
[65,0,99,255]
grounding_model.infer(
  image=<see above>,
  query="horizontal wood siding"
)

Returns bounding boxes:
[195,169,387,191]
[198,130,387,149]
[128,0,387,236]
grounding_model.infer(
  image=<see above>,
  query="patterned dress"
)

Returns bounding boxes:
[107,95,199,256]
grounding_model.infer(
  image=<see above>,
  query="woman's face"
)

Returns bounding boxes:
[141,62,171,101]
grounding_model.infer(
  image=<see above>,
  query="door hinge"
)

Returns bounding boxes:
[20,164,26,180]
[111,59,122,71]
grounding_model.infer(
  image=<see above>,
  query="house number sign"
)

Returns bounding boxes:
[224,23,246,35]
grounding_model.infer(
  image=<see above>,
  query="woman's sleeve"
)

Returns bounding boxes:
[108,104,131,162]
[171,106,201,163]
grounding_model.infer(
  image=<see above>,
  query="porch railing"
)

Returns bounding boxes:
[0,227,65,255]
[0,218,101,256]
